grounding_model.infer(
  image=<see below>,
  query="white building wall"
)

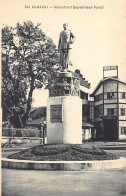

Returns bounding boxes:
[82,99,88,104]
[104,99,117,104]
[95,85,103,95]
[104,104,117,116]
[119,104,126,109]
[119,82,126,92]
[104,81,117,92]
[94,100,103,106]
[119,120,126,140]
[119,104,126,120]
[104,104,117,109]
[119,99,126,104]
[93,79,126,140]
[119,116,126,121]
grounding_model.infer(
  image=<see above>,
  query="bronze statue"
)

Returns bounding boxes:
[58,23,75,71]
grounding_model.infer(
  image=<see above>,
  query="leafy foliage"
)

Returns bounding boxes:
[2,21,60,127]
[7,144,117,161]
[30,107,46,120]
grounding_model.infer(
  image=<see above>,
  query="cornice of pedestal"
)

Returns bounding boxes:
[57,71,72,78]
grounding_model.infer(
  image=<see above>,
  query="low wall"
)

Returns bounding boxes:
[2,128,42,137]
[2,157,126,171]
[2,137,47,147]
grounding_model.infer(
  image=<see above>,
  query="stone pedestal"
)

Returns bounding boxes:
[47,71,82,144]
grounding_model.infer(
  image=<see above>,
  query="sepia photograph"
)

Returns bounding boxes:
[1,0,126,195]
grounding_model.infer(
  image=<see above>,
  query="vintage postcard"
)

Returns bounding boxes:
[1,0,126,195]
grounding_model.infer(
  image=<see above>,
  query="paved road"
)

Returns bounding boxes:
[2,168,126,196]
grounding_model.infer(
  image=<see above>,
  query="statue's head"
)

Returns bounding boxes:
[63,23,68,30]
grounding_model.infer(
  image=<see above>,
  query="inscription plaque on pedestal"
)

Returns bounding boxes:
[50,105,62,122]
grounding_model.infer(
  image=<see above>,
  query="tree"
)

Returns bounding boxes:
[2,21,59,127]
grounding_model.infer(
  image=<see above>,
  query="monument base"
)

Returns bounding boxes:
[47,96,82,144]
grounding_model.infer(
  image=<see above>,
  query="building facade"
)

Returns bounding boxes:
[72,71,95,141]
[80,84,95,141]
[91,77,126,140]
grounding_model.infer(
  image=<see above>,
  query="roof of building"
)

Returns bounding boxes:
[82,122,94,127]
[79,85,90,94]
[72,72,90,89]
[90,77,126,96]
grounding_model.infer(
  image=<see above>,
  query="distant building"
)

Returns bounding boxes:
[62,70,95,141]
[79,77,95,141]
[90,66,126,140]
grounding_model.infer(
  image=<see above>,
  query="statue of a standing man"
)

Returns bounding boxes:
[58,23,75,71]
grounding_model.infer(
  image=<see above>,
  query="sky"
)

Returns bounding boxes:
[1,0,126,107]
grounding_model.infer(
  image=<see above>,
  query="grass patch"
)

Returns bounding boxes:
[7,144,118,161]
